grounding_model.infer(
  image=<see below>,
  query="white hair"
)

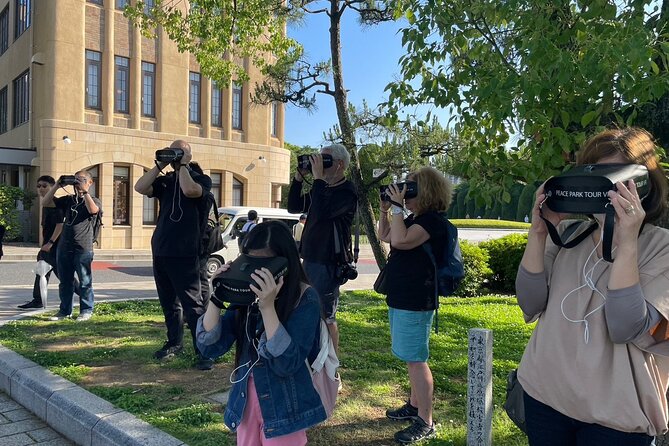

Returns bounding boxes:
[321,144,350,168]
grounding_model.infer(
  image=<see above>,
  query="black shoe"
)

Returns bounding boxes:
[154,342,184,360]
[195,357,214,371]
[18,300,43,310]
[394,417,436,444]
[386,401,419,421]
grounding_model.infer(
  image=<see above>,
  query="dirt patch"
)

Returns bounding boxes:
[79,361,234,398]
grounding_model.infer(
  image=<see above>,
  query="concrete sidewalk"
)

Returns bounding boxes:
[1,244,153,262]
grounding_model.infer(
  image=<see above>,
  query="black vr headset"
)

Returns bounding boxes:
[540,163,650,262]
[211,254,289,308]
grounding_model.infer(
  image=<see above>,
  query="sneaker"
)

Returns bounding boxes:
[386,401,419,421]
[49,312,71,321]
[18,300,43,310]
[76,312,93,322]
[394,417,436,444]
[195,356,214,371]
[154,343,184,360]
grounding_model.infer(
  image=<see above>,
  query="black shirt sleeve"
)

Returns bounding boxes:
[193,172,212,197]
[150,176,167,199]
[287,178,310,214]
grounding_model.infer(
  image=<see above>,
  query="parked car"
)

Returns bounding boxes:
[206,206,302,276]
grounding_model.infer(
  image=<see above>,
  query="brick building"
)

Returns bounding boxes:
[0,0,290,248]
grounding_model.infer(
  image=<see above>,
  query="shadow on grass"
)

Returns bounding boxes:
[0,293,530,446]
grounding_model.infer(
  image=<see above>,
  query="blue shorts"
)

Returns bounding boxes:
[388,308,434,362]
[303,260,340,323]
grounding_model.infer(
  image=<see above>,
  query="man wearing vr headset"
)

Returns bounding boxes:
[135,140,214,370]
[287,143,357,353]
[515,128,669,445]
[41,170,101,322]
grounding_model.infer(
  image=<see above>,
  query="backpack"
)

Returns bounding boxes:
[306,319,340,418]
[90,211,104,247]
[201,193,225,256]
[422,215,464,299]
[422,215,464,332]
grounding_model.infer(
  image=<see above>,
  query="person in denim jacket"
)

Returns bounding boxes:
[197,221,326,445]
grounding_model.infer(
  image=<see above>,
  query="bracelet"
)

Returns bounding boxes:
[81,190,89,195]
[391,205,403,215]
[48,240,55,244]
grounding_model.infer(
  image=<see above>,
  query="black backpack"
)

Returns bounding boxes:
[201,193,225,256]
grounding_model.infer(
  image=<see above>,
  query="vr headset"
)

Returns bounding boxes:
[155,148,184,164]
[211,254,289,307]
[541,163,650,262]
[379,181,419,202]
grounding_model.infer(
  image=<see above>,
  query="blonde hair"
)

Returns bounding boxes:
[409,166,453,216]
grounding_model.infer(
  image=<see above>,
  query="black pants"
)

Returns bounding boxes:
[153,256,206,354]
[524,391,654,446]
[32,249,81,303]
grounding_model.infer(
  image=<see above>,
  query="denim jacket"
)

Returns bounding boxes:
[196,287,326,438]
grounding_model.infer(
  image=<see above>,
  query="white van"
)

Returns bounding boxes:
[206,206,302,275]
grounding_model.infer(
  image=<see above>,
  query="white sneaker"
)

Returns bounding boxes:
[76,312,93,321]
[49,312,71,321]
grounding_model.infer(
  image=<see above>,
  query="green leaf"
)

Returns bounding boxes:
[580,111,598,127]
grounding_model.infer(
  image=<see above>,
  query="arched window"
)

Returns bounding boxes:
[232,177,243,206]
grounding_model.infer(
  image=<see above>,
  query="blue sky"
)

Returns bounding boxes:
[284,13,449,148]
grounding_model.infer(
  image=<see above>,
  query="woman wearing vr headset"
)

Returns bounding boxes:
[377,166,453,444]
[196,221,326,445]
[516,127,669,445]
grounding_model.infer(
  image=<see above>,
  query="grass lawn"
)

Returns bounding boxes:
[450,219,531,230]
[0,292,532,446]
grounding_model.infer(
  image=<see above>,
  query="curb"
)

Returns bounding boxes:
[0,345,185,446]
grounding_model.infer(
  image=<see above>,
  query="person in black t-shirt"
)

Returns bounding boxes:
[18,176,80,310]
[287,143,357,353]
[376,166,453,444]
[135,140,214,371]
[42,170,102,322]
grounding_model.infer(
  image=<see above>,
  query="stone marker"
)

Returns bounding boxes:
[467,328,493,446]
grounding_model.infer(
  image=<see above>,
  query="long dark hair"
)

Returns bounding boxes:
[233,221,311,365]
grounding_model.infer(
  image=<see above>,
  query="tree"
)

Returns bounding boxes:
[387,0,669,205]
[127,0,403,267]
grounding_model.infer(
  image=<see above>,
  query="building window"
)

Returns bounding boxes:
[86,50,102,109]
[232,83,242,130]
[86,165,99,197]
[232,177,243,206]
[189,72,201,124]
[113,166,130,225]
[0,6,9,55]
[144,0,154,13]
[115,56,130,113]
[14,0,30,39]
[116,0,129,8]
[271,102,279,137]
[0,86,7,134]
[211,84,222,127]
[141,61,155,117]
[12,70,29,128]
[88,0,103,4]
[210,172,221,204]
[142,169,158,224]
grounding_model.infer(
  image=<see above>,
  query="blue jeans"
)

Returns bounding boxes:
[524,391,654,446]
[56,249,94,315]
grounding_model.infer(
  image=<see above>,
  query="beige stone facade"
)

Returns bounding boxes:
[0,0,288,248]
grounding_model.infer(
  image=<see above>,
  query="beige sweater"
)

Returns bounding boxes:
[517,223,669,436]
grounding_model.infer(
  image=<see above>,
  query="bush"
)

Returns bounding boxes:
[479,233,528,293]
[0,184,28,241]
[454,240,492,297]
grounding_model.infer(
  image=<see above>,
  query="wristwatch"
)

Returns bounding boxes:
[81,190,89,195]
[391,205,403,215]
[48,239,55,244]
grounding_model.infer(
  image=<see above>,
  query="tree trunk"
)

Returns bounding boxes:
[328,0,388,268]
